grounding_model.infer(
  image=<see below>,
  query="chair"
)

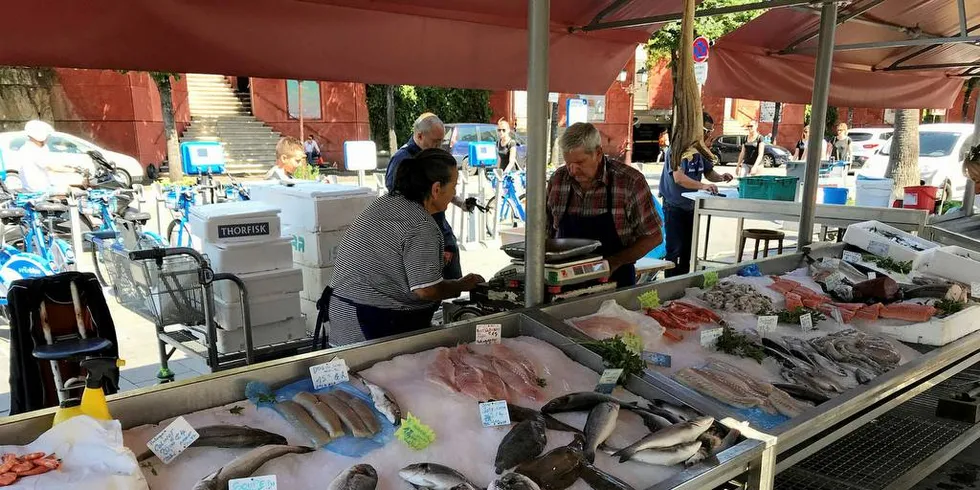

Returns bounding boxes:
[737,229,786,262]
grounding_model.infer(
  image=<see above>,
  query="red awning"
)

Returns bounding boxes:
[0,0,680,94]
[704,1,978,109]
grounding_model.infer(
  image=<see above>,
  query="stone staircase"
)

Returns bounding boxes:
[180,74,280,176]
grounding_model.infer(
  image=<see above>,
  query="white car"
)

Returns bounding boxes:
[859,123,976,199]
[0,130,145,189]
[848,127,892,170]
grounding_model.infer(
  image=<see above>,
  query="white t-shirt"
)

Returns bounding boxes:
[17,143,53,192]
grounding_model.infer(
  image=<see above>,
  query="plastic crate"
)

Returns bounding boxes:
[738,176,799,201]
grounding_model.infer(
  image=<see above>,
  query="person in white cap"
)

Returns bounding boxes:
[18,120,82,193]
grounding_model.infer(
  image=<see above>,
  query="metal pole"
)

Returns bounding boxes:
[298,81,305,141]
[525,0,549,307]
[799,1,838,248]
[964,96,980,217]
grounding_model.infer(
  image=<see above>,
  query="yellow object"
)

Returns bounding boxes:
[80,385,112,421]
[76,357,122,421]
[637,290,660,310]
[395,413,436,450]
[52,399,85,426]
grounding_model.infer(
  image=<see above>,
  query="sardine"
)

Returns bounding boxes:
[580,462,636,490]
[273,400,333,447]
[584,402,619,462]
[293,391,345,438]
[772,383,830,404]
[400,463,479,490]
[611,416,713,462]
[333,390,382,435]
[350,372,402,425]
[490,473,542,490]
[329,464,379,490]
[604,441,702,466]
[192,444,313,490]
[508,404,581,434]
[515,442,585,490]
[135,425,287,462]
[541,392,637,414]
[495,419,547,474]
[318,392,372,438]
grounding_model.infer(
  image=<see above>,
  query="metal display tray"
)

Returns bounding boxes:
[535,242,980,474]
[0,312,768,490]
[501,238,602,261]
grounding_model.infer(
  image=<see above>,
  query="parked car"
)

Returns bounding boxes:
[859,123,976,199]
[0,130,145,188]
[442,123,527,173]
[848,127,892,169]
[709,134,792,167]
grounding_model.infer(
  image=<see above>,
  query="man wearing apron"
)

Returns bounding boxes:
[546,123,663,288]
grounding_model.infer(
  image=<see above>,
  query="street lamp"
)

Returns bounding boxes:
[636,66,649,85]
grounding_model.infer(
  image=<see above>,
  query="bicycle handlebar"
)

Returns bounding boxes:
[129,246,206,264]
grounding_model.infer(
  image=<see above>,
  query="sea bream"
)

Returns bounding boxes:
[328,464,379,490]
[490,473,542,490]
[400,463,480,490]
[583,402,620,462]
[603,441,703,466]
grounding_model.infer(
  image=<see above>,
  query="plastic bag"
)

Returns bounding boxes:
[566,299,666,350]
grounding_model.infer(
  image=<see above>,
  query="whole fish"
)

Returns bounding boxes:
[612,416,713,463]
[192,444,313,490]
[687,427,741,466]
[646,400,700,422]
[541,392,637,414]
[604,441,702,466]
[515,442,585,490]
[580,462,636,490]
[333,390,382,435]
[490,473,542,490]
[495,419,547,474]
[273,400,333,447]
[136,425,287,462]
[293,391,345,438]
[583,402,619,462]
[629,409,673,432]
[400,463,479,490]
[772,383,830,404]
[783,338,848,377]
[318,392,372,438]
[507,404,581,434]
[328,464,379,490]
[350,372,402,425]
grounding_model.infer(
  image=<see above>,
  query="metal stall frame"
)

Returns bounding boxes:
[536,242,980,486]
[924,212,980,250]
[0,311,770,490]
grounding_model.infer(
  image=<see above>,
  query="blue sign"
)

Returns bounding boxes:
[180,141,225,175]
[467,142,498,168]
[693,36,710,63]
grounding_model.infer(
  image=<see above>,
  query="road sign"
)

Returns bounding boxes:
[693,36,710,63]
[694,62,708,85]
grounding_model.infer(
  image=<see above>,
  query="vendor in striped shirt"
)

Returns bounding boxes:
[546,123,664,288]
[326,148,485,345]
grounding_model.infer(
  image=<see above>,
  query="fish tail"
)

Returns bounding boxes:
[613,446,637,463]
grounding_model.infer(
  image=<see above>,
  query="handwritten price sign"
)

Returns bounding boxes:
[310,358,349,390]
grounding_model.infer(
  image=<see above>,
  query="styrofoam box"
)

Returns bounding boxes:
[918,245,980,285]
[287,227,346,267]
[189,316,308,354]
[248,182,376,233]
[214,267,304,304]
[214,292,301,330]
[868,305,980,346]
[189,201,282,244]
[300,298,319,335]
[204,237,294,275]
[301,265,334,302]
[842,220,940,269]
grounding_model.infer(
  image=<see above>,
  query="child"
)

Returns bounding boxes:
[265,136,305,180]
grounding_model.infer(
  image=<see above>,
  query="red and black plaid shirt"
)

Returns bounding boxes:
[546,157,663,246]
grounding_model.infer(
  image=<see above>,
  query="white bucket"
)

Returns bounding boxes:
[855,178,893,207]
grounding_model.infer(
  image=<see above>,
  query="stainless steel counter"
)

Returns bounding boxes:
[924,211,980,252]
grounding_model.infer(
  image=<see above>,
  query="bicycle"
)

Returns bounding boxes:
[163,185,198,248]
[484,169,527,235]
[8,192,75,273]
[219,177,250,202]
[0,193,55,314]
[81,186,166,287]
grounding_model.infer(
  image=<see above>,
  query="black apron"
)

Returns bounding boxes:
[556,171,636,288]
[314,287,437,348]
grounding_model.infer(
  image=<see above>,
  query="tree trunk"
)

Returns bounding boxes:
[154,75,182,181]
[669,0,714,170]
[963,78,978,123]
[669,49,679,142]
[386,85,398,154]
[548,101,559,165]
[771,102,782,144]
[846,107,854,128]
[885,108,920,200]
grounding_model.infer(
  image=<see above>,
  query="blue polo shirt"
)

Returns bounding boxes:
[385,139,457,249]
[658,148,713,211]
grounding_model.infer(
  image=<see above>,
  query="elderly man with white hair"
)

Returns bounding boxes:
[384,113,475,280]
[17,120,85,193]
[546,122,663,288]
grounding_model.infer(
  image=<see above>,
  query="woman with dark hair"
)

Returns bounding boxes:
[326,148,485,345]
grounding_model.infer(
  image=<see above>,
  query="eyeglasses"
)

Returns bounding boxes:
[497,128,507,132]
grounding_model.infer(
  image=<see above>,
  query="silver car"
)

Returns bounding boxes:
[0,130,145,189]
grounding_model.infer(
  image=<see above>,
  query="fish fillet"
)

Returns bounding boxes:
[479,368,512,401]
[491,343,539,378]
[333,390,382,435]
[768,388,809,417]
[879,303,937,323]
[455,363,493,401]
[492,358,543,401]
[572,316,637,340]
[784,292,804,311]
[426,349,458,393]
[318,392,373,438]
[692,369,778,415]
[674,369,770,412]
[704,360,773,396]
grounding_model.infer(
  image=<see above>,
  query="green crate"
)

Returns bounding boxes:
[738,176,799,201]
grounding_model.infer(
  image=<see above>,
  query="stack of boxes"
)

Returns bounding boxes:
[248,182,376,333]
[189,201,306,352]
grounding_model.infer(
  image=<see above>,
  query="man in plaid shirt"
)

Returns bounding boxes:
[546,123,664,287]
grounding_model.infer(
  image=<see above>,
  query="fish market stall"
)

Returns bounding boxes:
[923,212,980,253]
[537,241,980,487]
[0,312,768,490]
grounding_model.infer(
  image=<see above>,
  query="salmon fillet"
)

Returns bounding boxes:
[854,303,883,321]
[785,292,804,310]
[880,303,937,323]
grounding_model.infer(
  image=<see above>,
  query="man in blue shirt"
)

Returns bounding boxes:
[658,112,733,278]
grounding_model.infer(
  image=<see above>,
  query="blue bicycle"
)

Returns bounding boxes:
[81,187,166,287]
[0,194,55,312]
[485,169,527,235]
[10,192,75,273]
[164,185,198,248]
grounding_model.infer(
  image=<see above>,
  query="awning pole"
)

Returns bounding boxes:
[798,0,837,248]
[964,95,979,217]
[525,0,549,307]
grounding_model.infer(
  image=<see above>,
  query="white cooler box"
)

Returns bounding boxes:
[214,267,304,304]
[289,227,345,267]
[842,220,940,269]
[189,201,282,244]
[214,292,302,330]
[301,265,334,301]
[301,298,319,334]
[190,316,308,353]
[204,237,294,275]
[917,246,980,285]
[249,182,375,233]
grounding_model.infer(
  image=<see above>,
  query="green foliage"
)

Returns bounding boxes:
[645,0,764,68]
[366,85,492,149]
[292,163,320,181]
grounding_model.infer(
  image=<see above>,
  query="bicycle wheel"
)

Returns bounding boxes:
[91,245,112,287]
[166,219,192,247]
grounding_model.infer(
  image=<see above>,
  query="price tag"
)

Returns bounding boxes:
[825,271,844,290]
[146,416,199,464]
[395,413,436,450]
[842,251,862,263]
[867,271,877,280]
[757,316,777,335]
[478,400,511,427]
[310,358,349,390]
[229,475,277,490]
[828,306,844,324]
[700,328,724,348]
[972,282,980,298]
[800,313,814,332]
[595,368,624,394]
[475,324,502,344]
[868,240,890,256]
[642,351,672,368]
